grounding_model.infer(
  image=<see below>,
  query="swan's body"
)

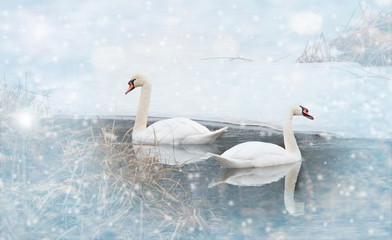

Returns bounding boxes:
[132,117,227,145]
[211,105,313,168]
[125,74,227,145]
[211,141,298,168]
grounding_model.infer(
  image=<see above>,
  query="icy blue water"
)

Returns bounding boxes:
[1,118,391,239]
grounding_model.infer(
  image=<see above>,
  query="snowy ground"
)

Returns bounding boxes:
[1,0,391,138]
[88,60,392,139]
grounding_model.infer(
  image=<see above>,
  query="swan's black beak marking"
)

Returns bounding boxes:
[125,79,136,95]
[300,105,314,120]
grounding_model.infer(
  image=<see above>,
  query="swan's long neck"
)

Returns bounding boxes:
[283,113,301,158]
[133,80,152,133]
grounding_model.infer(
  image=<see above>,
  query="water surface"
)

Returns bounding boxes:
[1,118,391,239]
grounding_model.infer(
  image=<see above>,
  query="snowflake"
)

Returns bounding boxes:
[14,111,34,128]
[290,12,323,34]
[317,174,323,180]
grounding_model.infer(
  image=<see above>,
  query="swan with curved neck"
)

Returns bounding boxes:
[210,105,314,168]
[125,74,227,145]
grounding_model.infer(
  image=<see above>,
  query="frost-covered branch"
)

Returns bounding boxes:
[200,56,253,62]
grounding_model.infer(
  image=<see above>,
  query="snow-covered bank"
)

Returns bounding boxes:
[53,60,391,139]
[2,0,391,139]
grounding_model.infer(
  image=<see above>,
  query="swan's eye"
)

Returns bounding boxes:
[125,80,136,94]
[128,79,136,85]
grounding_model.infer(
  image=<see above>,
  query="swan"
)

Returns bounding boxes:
[210,105,314,168]
[125,74,227,144]
[209,162,304,216]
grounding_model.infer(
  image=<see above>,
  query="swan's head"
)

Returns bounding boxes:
[125,73,148,95]
[293,105,314,120]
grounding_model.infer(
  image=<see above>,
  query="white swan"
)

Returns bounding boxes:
[125,74,227,144]
[210,105,314,168]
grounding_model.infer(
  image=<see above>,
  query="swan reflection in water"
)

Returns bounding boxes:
[210,162,304,216]
[133,144,220,165]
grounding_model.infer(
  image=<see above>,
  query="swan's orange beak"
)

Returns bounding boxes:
[300,105,314,120]
[302,109,314,120]
[125,82,135,95]
[304,113,314,120]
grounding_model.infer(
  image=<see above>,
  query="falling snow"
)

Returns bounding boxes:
[1,0,391,239]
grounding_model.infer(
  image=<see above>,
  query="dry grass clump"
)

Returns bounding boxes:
[1,85,209,239]
[297,7,391,67]
[297,33,332,63]
[330,8,391,66]
[1,121,209,239]
[56,122,208,238]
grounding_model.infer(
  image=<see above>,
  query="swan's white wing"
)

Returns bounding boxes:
[214,142,299,168]
[139,118,210,144]
[222,142,289,159]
